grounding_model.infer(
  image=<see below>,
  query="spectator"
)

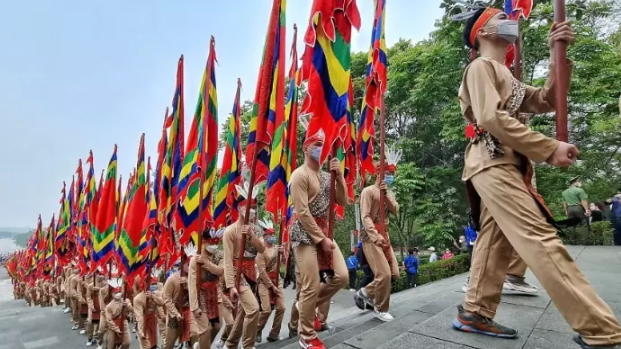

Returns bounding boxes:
[442,248,455,260]
[346,251,359,291]
[428,247,438,263]
[464,222,478,266]
[403,248,419,289]
[590,203,604,223]
[612,190,621,246]
[562,176,591,238]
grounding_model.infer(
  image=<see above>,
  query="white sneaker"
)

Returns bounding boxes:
[503,279,538,296]
[373,310,394,322]
[193,343,200,349]
[79,329,86,335]
[349,288,356,292]
[214,339,225,349]
[72,325,79,330]
[460,283,468,293]
[63,308,71,314]
[86,340,94,347]
[96,345,103,349]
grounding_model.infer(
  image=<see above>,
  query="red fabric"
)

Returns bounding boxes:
[236,258,257,283]
[465,124,477,139]
[144,313,158,346]
[469,8,502,47]
[200,280,219,321]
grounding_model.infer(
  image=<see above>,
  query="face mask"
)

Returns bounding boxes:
[113,292,123,300]
[495,20,519,44]
[206,245,218,253]
[310,146,322,163]
[266,236,276,245]
[149,285,158,293]
[384,175,395,186]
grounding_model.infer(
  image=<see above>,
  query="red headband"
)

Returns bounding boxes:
[469,8,502,47]
[303,132,325,153]
[375,163,397,173]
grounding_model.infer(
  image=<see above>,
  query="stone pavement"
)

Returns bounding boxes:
[0,246,620,349]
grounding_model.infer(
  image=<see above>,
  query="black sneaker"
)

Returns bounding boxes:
[288,323,298,339]
[266,336,279,343]
[574,336,621,349]
[452,305,518,339]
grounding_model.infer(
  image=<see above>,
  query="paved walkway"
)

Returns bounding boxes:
[0,246,620,349]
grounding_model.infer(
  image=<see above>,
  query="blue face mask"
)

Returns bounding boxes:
[266,236,276,245]
[384,175,395,186]
[311,146,322,163]
[149,285,157,293]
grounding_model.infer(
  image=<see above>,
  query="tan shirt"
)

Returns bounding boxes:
[163,272,185,319]
[459,57,573,180]
[133,291,164,338]
[70,275,80,299]
[256,245,282,289]
[188,253,224,312]
[289,165,348,244]
[360,185,398,242]
[105,298,132,334]
[87,282,101,310]
[99,286,111,316]
[223,221,265,289]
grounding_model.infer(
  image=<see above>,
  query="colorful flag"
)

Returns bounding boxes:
[138,157,160,272]
[246,0,286,183]
[214,79,243,230]
[159,57,185,230]
[357,0,386,180]
[175,37,219,245]
[55,182,74,265]
[301,0,361,163]
[266,24,297,223]
[91,145,118,269]
[118,135,148,278]
[336,77,357,217]
[45,215,55,265]
[504,0,533,67]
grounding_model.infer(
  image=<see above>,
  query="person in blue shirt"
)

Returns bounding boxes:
[346,252,359,291]
[403,248,419,289]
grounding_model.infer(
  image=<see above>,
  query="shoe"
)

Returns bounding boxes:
[193,343,200,349]
[72,325,79,330]
[349,288,356,292]
[356,288,375,308]
[80,329,86,335]
[460,283,468,293]
[374,310,395,322]
[86,339,94,347]
[573,336,621,348]
[288,323,298,339]
[314,315,322,331]
[354,293,365,311]
[267,336,279,343]
[452,305,518,339]
[502,278,538,296]
[299,337,326,349]
[96,345,102,349]
[256,334,262,343]
[214,339,225,349]
[63,308,71,314]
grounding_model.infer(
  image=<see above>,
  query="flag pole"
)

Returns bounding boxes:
[377,86,387,241]
[554,0,568,142]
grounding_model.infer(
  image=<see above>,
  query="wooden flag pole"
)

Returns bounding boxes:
[377,88,387,240]
[327,143,338,241]
[554,0,569,142]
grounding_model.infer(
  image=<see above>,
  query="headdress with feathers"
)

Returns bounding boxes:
[258,218,275,235]
[235,165,262,207]
[377,145,402,172]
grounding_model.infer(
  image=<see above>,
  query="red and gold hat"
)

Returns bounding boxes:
[303,129,325,153]
[258,219,275,236]
[375,145,402,173]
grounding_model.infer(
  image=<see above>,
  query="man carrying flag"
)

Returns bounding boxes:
[255,218,285,344]
[104,272,132,349]
[356,146,401,322]
[288,131,349,349]
[222,180,265,349]
[162,254,191,349]
[133,268,165,349]
[188,227,226,349]
[452,4,621,348]
[86,272,106,348]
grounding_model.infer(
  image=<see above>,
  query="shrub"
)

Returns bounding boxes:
[350,253,470,293]
[561,221,615,246]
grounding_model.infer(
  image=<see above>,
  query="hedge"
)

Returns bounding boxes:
[348,253,470,293]
[560,221,615,246]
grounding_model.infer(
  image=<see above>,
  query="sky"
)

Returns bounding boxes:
[0,0,444,228]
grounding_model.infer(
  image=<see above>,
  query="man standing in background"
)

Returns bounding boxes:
[346,252,359,292]
[562,177,591,239]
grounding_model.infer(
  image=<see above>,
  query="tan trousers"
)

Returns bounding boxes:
[225,285,259,349]
[507,249,528,278]
[465,165,621,346]
[158,318,166,346]
[294,242,347,341]
[362,242,399,312]
[257,283,286,339]
[288,268,301,331]
[162,317,180,349]
[98,315,107,344]
[219,303,234,342]
[71,299,80,325]
[107,325,130,349]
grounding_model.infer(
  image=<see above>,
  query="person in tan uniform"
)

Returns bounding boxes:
[69,268,83,330]
[222,181,266,349]
[105,276,133,349]
[286,265,302,339]
[162,258,191,349]
[214,253,235,349]
[86,273,106,347]
[255,218,285,343]
[452,6,621,349]
[98,274,113,349]
[49,277,60,307]
[189,227,226,349]
[134,269,165,349]
[288,130,349,349]
[154,281,167,345]
[78,274,93,335]
[356,146,401,322]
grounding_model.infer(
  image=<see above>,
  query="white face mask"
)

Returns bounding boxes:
[206,245,218,253]
[113,292,123,300]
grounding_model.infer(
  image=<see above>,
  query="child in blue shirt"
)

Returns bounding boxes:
[403,248,419,288]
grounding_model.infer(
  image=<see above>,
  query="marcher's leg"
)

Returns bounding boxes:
[225,302,245,348]
[218,304,234,344]
[256,283,272,338]
[348,270,356,290]
[162,323,179,349]
[121,325,131,349]
[295,244,320,342]
[239,285,260,349]
[315,243,347,323]
[361,242,391,312]
[472,165,621,346]
[106,330,116,349]
[268,291,285,340]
